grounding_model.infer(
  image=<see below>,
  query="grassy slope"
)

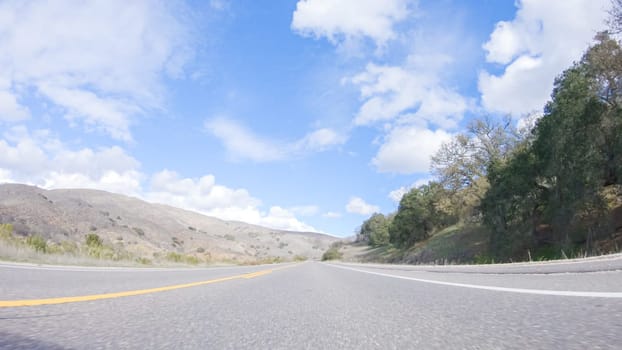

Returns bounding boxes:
[340,224,489,264]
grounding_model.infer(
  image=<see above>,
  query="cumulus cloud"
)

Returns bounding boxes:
[292,0,472,176]
[0,87,29,122]
[346,58,468,174]
[204,117,345,162]
[388,177,432,202]
[291,0,412,50]
[0,126,143,195]
[148,170,260,210]
[0,0,193,140]
[147,171,316,232]
[347,61,468,129]
[260,206,317,232]
[346,196,380,215]
[372,126,452,174]
[479,0,610,115]
[0,126,317,232]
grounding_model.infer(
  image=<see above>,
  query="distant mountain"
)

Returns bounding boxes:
[0,184,339,263]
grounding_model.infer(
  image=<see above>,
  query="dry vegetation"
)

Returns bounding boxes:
[0,184,338,266]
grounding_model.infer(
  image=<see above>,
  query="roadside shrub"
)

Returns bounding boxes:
[85,233,103,247]
[0,224,14,241]
[60,241,78,254]
[137,257,152,265]
[253,256,283,265]
[26,235,47,253]
[166,252,201,265]
[185,255,200,265]
[166,252,183,262]
[321,246,343,261]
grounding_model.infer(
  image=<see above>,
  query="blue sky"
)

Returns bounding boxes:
[0,0,612,236]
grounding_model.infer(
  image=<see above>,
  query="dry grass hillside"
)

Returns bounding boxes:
[0,184,338,265]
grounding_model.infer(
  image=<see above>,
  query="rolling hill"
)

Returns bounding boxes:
[0,184,339,264]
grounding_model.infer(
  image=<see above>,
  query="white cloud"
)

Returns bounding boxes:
[292,1,472,176]
[291,0,412,50]
[0,0,193,140]
[347,59,470,131]
[0,88,29,122]
[148,170,260,211]
[0,169,12,183]
[323,211,342,218]
[0,126,317,232]
[372,126,451,174]
[147,171,316,232]
[260,206,317,232]
[43,171,143,196]
[388,187,409,203]
[346,196,379,215]
[37,85,140,141]
[204,117,286,162]
[0,127,144,195]
[479,0,610,115]
[388,177,432,202]
[204,117,345,162]
[295,128,346,152]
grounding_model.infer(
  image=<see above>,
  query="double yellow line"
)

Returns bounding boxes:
[0,268,275,308]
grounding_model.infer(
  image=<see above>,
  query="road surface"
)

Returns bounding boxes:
[1,257,621,349]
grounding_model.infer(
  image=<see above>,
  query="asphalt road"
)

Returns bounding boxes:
[1,258,621,349]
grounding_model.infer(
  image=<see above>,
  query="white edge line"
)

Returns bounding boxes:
[327,263,622,298]
[0,261,295,272]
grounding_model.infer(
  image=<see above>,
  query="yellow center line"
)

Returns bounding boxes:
[0,267,280,308]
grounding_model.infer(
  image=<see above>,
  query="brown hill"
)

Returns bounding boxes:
[0,184,338,263]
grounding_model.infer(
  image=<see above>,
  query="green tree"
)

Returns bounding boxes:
[540,34,621,248]
[431,116,519,221]
[483,33,622,258]
[389,182,456,247]
[359,213,391,246]
[482,143,543,258]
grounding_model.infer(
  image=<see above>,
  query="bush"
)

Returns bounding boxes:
[166,252,201,265]
[26,235,47,253]
[0,223,14,240]
[322,246,343,261]
[137,257,152,265]
[184,255,200,265]
[132,227,145,236]
[85,233,103,247]
[166,252,183,262]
